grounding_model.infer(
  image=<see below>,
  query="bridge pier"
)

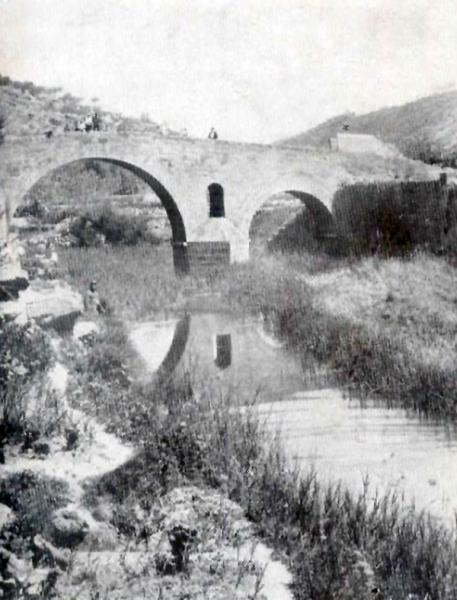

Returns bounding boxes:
[171,241,190,275]
[0,188,29,303]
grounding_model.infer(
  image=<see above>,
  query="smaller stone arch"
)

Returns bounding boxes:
[248,189,336,256]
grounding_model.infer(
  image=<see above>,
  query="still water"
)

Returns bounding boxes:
[130,311,457,525]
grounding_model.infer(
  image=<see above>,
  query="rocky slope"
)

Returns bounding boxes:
[278,90,457,160]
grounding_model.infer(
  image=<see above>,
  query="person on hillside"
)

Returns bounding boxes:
[92,112,101,131]
[208,127,218,140]
[84,115,93,133]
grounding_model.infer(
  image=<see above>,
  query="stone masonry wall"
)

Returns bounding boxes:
[0,127,444,267]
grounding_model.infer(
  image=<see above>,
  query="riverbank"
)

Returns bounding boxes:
[60,246,457,405]
[52,243,457,596]
[68,242,454,419]
[0,318,297,599]
[215,251,457,419]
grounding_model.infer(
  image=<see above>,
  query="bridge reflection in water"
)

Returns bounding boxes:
[130,310,307,404]
[130,310,457,526]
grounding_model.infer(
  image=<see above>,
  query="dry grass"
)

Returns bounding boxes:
[58,243,191,320]
[308,253,457,370]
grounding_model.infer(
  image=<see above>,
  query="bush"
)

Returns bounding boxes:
[0,471,68,538]
[14,199,47,219]
[69,206,158,247]
[0,322,54,440]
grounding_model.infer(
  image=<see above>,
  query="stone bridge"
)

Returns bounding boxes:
[0,129,437,272]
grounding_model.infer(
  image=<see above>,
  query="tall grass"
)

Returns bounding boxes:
[211,254,457,419]
[72,325,457,600]
[59,244,189,320]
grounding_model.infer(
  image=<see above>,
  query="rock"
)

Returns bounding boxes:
[32,441,51,457]
[33,535,70,570]
[10,280,84,333]
[73,320,100,340]
[3,549,33,585]
[50,508,89,548]
[167,523,198,572]
[0,234,29,302]
[0,504,15,531]
[80,522,119,551]
[21,428,40,452]
[65,427,79,451]
[0,275,29,302]
[24,567,51,596]
[0,576,17,598]
[91,499,114,523]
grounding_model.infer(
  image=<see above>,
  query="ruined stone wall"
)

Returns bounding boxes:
[333,178,453,255]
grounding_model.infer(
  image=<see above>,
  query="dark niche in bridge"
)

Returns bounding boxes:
[208,183,225,218]
[214,333,232,369]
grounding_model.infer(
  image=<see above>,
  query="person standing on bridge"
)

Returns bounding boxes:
[208,127,218,140]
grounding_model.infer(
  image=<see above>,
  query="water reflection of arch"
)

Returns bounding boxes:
[155,313,190,381]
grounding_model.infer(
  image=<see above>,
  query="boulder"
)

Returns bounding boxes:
[25,282,83,332]
[80,522,119,551]
[50,508,89,548]
[2,548,32,585]
[3,280,84,332]
[33,535,70,570]
[0,234,29,301]
[31,441,51,457]
[0,504,15,532]
[73,320,100,340]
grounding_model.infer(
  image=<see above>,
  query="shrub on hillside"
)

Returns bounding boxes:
[14,198,47,219]
[0,322,54,439]
[69,206,159,247]
[0,471,68,538]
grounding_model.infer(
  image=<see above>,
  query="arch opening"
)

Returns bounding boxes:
[15,157,189,273]
[248,190,336,257]
[208,183,225,218]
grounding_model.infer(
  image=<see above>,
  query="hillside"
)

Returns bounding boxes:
[0,75,174,240]
[0,74,181,139]
[278,91,457,163]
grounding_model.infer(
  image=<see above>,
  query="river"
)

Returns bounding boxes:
[130,310,457,526]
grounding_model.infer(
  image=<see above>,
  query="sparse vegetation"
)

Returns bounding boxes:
[68,327,457,600]
[279,90,457,166]
[0,321,55,441]
[59,244,190,319]
[69,206,160,247]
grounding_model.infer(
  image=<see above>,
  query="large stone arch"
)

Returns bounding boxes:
[247,187,336,256]
[16,157,189,272]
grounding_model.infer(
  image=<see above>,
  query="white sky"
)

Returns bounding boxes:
[0,0,456,142]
